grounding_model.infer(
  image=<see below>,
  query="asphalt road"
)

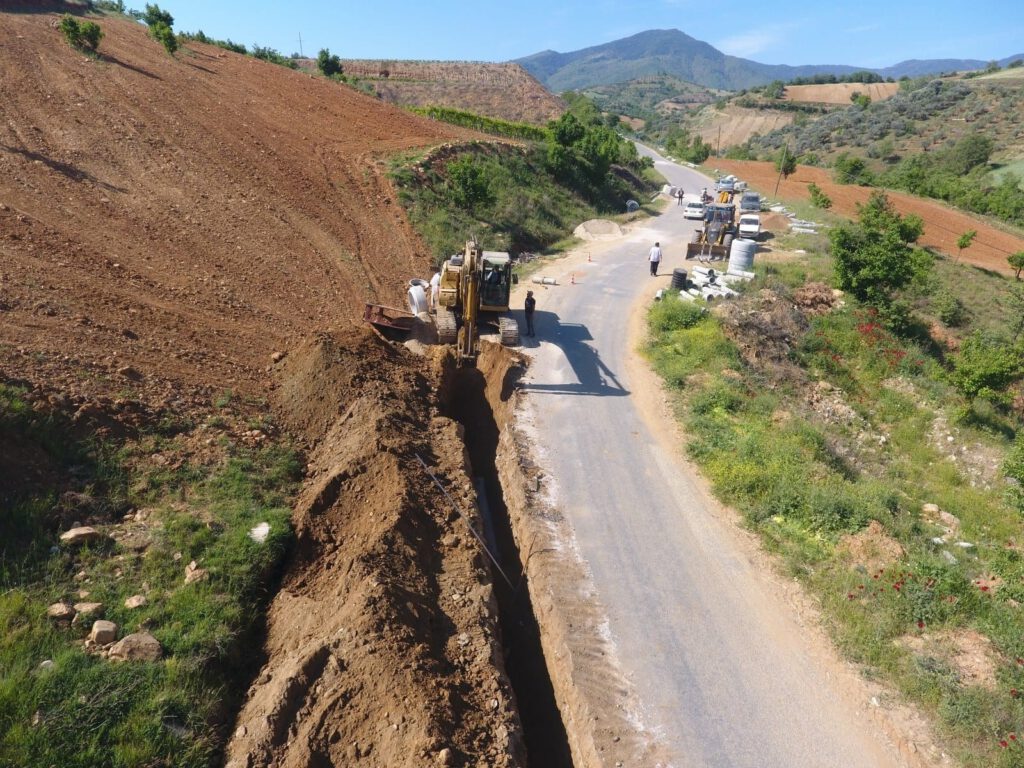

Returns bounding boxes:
[517,149,902,768]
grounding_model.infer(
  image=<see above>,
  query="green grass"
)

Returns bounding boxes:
[0,386,301,768]
[645,285,1024,767]
[391,141,658,263]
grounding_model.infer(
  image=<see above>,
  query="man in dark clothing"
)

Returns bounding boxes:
[524,290,536,337]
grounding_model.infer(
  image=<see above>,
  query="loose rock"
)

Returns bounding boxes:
[108,632,163,662]
[47,602,75,623]
[124,594,148,609]
[184,560,209,584]
[90,620,118,645]
[59,526,107,547]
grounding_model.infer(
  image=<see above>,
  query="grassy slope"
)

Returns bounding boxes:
[391,141,657,263]
[645,224,1024,766]
[0,387,300,768]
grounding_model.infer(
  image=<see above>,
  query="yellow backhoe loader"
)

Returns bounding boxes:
[685,202,736,261]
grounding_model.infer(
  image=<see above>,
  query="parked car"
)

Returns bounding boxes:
[738,213,761,240]
[740,192,761,212]
[715,175,736,193]
[682,200,706,220]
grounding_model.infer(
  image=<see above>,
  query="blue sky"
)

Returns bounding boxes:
[160,1,1023,68]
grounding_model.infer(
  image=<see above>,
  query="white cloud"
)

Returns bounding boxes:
[846,23,881,34]
[716,28,784,57]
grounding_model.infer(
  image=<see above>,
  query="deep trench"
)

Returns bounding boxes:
[448,367,575,768]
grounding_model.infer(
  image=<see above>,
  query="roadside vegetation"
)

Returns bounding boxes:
[392,95,658,261]
[646,192,1024,767]
[0,387,300,767]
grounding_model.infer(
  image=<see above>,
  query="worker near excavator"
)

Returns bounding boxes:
[648,242,662,277]
[429,270,440,312]
[524,291,536,337]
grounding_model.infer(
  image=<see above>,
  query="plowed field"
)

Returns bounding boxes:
[784,83,900,104]
[714,160,1024,271]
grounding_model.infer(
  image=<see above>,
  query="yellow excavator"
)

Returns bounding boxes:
[436,239,519,363]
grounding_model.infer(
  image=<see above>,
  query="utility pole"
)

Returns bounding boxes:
[298,32,303,57]
[774,143,788,198]
[717,125,722,157]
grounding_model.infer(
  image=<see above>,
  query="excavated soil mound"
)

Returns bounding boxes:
[573,219,622,241]
[713,160,1024,272]
[228,332,524,767]
[0,9,474,407]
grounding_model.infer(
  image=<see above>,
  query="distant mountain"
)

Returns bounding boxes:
[514,29,1024,92]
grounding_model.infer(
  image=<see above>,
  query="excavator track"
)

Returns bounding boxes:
[498,316,520,347]
[436,309,458,345]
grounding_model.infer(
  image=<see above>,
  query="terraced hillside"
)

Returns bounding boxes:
[340,60,564,124]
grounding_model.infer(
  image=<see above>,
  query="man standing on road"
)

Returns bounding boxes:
[675,188,684,206]
[524,290,536,337]
[648,241,663,277]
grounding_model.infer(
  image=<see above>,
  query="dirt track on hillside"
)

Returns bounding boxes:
[714,160,1024,271]
[0,10,476,407]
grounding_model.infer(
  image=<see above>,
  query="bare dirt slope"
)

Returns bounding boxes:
[340,60,565,124]
[2,9,529,768]
[691,105,794,150]
[0,9,475,406]
[714,159,1024,270]
[784,82,900,104]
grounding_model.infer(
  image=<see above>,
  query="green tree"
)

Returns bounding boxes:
[954,229,977,263]
[316,48,342,77]
[1008,251,1024,280]
[149,21,177,54]
[833,152,873,185]
[830,192,931,319]
[141,3,173,27]
[775,147,796,178]
[763,80,785,99]
[950,332,1021,401]
[141,3,177,55]
[942,133,993,176]
[446,157,493,212]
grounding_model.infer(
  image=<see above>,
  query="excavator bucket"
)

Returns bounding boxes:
[685,242,730,261]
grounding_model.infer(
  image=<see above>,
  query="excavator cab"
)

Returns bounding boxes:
[436,240,520,363]
[480,253,514,311]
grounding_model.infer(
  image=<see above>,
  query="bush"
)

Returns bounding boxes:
[149,20,177,54]
[445,156,494,212]
[58,15,103,53]
[251,45,298,69]
[950,333,1022,402]
[933,291,967,326]
[649,296,705,333]
[807,182,832,209]
[833,152,873,185]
